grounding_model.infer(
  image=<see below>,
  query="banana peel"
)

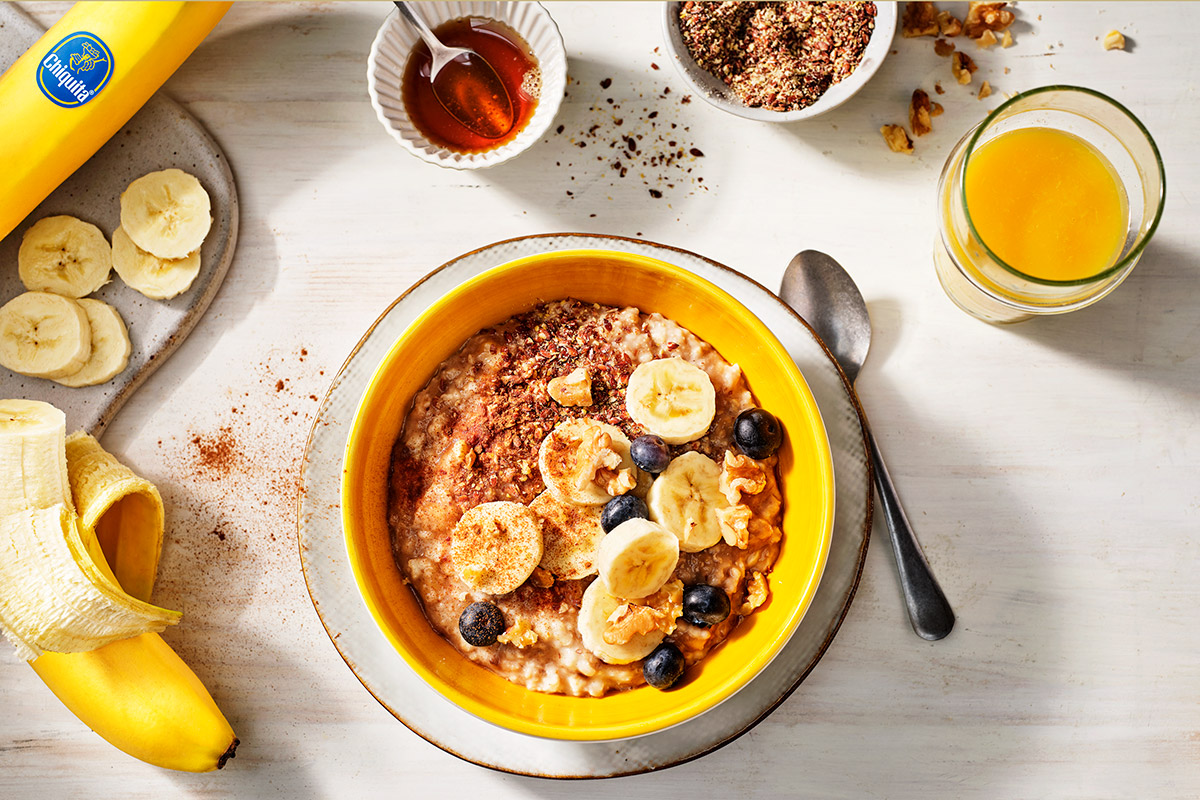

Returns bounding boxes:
[30,432,238,772]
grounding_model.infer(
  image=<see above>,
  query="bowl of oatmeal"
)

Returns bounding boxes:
[341,249,833,740]
[662,1,897,121]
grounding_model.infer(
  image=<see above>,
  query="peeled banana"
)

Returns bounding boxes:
[0,2,231,241]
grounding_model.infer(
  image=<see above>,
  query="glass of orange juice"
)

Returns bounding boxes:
[934,86,1165,323]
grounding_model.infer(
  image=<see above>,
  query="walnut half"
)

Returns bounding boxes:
[548,366,593,407]
[881,125,914,154]
[910,89,934,137]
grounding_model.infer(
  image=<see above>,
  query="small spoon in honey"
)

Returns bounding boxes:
[394,2,515,140]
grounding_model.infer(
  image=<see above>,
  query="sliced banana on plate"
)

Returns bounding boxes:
[529,491,606,580]
[111,226,201,300]
[647,450,729,553]
[538,418,640,506]
[53,300,130,388]
[625,357,716,445]
[0,292,91,380]
[120,169,212,260]
[597,518,679,601]
[577,578,664,665]
[18,216,111,298]
[450,501,543,596]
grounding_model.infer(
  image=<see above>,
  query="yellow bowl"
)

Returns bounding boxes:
[341,249,834,741]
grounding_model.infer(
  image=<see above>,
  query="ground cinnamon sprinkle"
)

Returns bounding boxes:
[191,426,239,478]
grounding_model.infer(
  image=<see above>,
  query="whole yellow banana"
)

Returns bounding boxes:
[30,434,237,772]
[0,1,231,241]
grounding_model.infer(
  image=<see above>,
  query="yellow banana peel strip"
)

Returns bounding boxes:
[66,431,165,602]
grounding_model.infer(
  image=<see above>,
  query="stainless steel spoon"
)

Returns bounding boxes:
[781,250,955,641]
[394,2,514,139]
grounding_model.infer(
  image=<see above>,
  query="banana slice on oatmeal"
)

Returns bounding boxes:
[529,492,606,580]
[537,418,641,506]
[450,501,543,596]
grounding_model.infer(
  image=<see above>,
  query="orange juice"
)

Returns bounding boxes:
[964,127,1128,282]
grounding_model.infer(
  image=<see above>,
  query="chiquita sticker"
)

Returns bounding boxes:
[36,31,114,108]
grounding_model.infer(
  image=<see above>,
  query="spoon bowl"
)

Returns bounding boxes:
[781,250,955,641]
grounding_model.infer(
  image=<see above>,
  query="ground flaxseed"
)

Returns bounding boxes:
[679,1,877,112]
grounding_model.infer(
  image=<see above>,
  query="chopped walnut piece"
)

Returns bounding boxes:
[719,452,767,505]
[1001,30,1014,48]
[952,51,978,85]
[573,424,635,496]
[881,124,914,154]
[978,80,992,100]
[497,618,538,648]
[909,89,934,137]
[529,566,554,589]
[603,580,683,644]
[934,82,945,94]
[902,1,939,37]
[739,571,770,616]
[717,503,753,549]
[976,29,998,49]
[548,366,593,407]
[937,10,963,37]
[1104,30,1126,51]
[931,101,944,117]
[934,38,956,57]
[964,1,1015,39]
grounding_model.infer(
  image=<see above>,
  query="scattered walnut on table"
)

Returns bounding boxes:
[934,37,956,57]
[881,124,914,154]
[902,1,939,37]
[976,29,999,49]
[1104,30,1127,51]
[952,51,978,84]
[1001,29,1014,48]
[978,80,993,100]
[937,10,964,37]
[909,89,934,136]
[964,1,1015,39]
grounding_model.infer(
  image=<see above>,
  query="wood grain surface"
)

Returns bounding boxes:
[1,3,1198,798]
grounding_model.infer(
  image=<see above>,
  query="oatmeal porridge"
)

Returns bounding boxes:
[387,299,785,697]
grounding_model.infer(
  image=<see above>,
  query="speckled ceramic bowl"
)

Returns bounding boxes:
[341,249,835,741]
[367,2,566,169]
[662,1,897,122]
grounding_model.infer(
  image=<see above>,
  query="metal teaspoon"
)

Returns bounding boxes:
[780,249,955,641]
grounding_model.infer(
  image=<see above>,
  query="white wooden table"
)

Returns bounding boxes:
[3,2,1198,797]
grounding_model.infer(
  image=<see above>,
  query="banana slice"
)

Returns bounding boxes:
[577,578,664,665]
[53,300,131,388]
[597,518,679,601]
[111,226,201,300]
[625,358,716,445]
[529,491,605,580]
[647,451,729,553]
[18,216,111,298]
[450,501,543,596]
[0,400,71,518]
[538,418,640,506]
[120,169,212,260]
[0,291,91,380]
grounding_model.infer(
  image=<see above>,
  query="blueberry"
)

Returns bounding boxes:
[458,602,505,646]
[601,493,649,533]
[630,434,671,474]
[682,584,730,628]
[733,408,783,459]
[643,642,686,689]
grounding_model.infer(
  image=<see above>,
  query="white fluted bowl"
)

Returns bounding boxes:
[367,2,566,169]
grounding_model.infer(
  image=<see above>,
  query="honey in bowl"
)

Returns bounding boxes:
[401,17,541,153]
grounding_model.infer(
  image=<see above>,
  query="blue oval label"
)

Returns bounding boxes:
[37,31,114,108]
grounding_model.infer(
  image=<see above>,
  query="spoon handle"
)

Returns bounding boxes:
[867,428,955,640]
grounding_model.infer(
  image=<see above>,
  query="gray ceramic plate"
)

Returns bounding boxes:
[297,234,872,778]
[0,5,238,435]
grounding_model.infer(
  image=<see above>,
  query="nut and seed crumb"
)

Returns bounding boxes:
[934,38,956,57]
[937,10,963,37]
[964,1,1015,39]
[976,29,999,49]
[739,571,770,615]
[679,1,878,112]
[934,82,945,94]
[881,124,914,154]
[952,51,978,84]
[1104,30,1126,51]
[1001,29,1014,48]
[497,618,539,648]
[909,89,934,136]
[902,1,939,37]
[548,366,593,407]
[978,80,992,100]
[931,101,944,117]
